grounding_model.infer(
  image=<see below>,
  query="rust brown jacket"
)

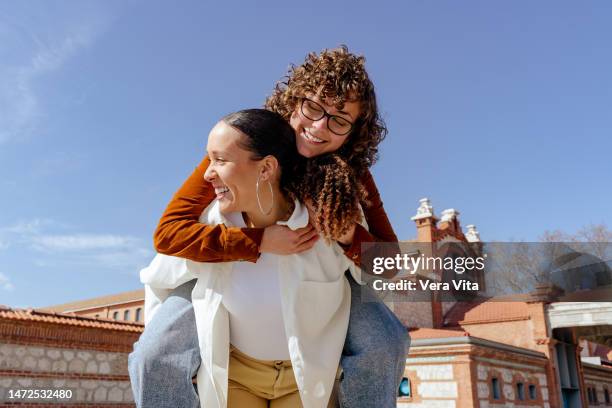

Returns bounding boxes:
[154,156,397,266]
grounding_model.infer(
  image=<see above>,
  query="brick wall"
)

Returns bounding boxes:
[583,362,612,407]
[476,361,548,407]
[400,334,549,408]
[74,301,144,324]
[391,301,434,329]
[457,320,535,351]
[0,308,142,406]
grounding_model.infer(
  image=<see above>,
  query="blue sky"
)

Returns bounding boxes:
[0,0,610,308]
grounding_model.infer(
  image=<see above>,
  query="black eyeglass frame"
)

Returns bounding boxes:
[300,98,355,136]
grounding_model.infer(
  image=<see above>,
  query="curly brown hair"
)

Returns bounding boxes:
[265,45,387,177]
[266,46,386,238]
[288,154,369,241]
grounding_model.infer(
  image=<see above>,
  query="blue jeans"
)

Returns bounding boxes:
[338,275,409,407]
[128,280,200,408]
[128,276,409,408]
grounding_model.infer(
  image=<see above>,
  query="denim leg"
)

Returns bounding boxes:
[338,274,410,408]
[128,279,200,408]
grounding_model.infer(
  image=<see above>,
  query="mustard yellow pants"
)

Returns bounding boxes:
[227,345,303,408]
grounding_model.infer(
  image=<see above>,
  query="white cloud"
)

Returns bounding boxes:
[0,34,92,143]
[0,5,112,144]
[32,151,86,177]
[87,247,155,270]
[2,218,58,235]
[0,272,15,292]
[30,232,153,271]
[31,234,140,252]
[1,218,153,273]
[0,67,38,143]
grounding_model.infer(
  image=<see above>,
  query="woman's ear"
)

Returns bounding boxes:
[259,156,279,181]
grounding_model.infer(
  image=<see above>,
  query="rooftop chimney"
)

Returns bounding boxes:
[411,198,437,242]
[411,198,434,221]
[465,225,481,243]
[439,208,460,234]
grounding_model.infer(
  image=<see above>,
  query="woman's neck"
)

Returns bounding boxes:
[243,194,293,228]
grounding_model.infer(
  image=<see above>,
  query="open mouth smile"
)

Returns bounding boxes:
[214,186,230,198]
[301,130,326,144]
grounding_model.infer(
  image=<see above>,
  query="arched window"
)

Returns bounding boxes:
[112,311,119,320]
[124,310,130,321]
[398,377,411,398]
[491,378,501,400]
[528,384,537,400]
[135,308,142,322]
[516,382,525,400]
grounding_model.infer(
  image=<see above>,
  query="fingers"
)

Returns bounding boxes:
[296,228,318,246]
[261,224,320,255]
[294,224,315,238]
[294,233,319,253]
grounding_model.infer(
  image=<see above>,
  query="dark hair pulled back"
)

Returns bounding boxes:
[221,109,302,197]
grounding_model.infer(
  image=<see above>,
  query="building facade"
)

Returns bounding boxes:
[2,198,611,407]
[0,306,142,406]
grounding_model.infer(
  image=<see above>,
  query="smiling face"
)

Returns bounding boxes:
[203,122,264,214]
[289,94,361,158]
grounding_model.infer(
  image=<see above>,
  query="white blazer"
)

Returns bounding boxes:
[140,200,364,408]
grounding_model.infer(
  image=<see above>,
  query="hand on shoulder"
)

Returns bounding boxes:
[260,224,319,255]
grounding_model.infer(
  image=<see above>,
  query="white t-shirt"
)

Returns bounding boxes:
[221,212,290,361]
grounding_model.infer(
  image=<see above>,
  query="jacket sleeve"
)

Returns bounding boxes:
[153,156,264,263]
[341,169,398,266]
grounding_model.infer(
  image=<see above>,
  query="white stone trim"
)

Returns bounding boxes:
[473,356,548,372]
[411,198,435,221]
[411,336,547,359]
[547,302,612,328]
[406,356,457,364]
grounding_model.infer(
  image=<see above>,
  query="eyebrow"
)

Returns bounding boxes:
[312,95,354,120]
[336,109,353,120]
[323,100,353,119]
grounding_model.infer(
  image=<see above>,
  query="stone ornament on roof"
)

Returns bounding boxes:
[465,225,481,242]
[411,198,435,221]
[440,208,459,222]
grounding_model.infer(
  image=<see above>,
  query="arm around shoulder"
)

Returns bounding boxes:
[153,156,264,263]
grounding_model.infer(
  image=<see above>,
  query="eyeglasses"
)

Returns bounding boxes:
[300,98,354,136]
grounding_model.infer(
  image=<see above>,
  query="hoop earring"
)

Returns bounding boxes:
[256,176,274,216]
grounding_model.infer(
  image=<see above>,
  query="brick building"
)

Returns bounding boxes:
[0,306,142,406]
[392,198,612,407]
[43,289,145,324]
[1,197,611,407]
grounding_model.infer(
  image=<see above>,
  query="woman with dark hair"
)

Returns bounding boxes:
[133,109,366,408]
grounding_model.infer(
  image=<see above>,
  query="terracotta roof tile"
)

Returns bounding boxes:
[42,288,145,312]
[409,327,469,339]
[0,305,143,332]
[444,300,530,326]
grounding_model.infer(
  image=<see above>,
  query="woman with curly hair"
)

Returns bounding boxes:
[129,46,408,408]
